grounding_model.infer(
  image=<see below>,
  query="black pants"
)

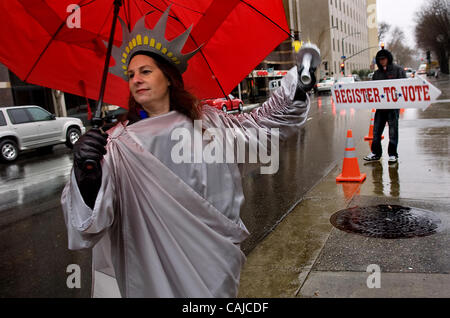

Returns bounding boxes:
[371,109,399,157]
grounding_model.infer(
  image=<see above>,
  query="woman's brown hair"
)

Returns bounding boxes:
[126,51,202,123]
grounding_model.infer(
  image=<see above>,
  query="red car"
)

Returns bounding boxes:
[202,94,244,113]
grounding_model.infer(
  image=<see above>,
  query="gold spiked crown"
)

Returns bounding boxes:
[109,6,201,81]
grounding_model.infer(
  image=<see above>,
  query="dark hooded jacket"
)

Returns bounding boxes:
[372,49,406,81]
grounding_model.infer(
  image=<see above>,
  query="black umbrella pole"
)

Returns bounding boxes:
[84,0,122,172]
[92,0,122,127]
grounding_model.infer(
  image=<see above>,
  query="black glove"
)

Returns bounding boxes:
[73,128,108,209]
[294,66,317,101]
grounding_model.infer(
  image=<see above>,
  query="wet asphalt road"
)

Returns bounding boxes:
[0,76,448,297]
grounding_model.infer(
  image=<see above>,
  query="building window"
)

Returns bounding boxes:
[333,38,335,51]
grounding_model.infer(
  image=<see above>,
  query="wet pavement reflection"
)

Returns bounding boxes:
[240,93,370,253]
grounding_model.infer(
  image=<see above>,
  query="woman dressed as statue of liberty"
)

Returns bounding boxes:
[61,6,318,298]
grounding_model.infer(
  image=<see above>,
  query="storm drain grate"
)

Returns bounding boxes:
[330,205,441,239]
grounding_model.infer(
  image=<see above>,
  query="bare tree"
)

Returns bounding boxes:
[415,0,450,74]
[378,21,391,42]
[386,27,414,67]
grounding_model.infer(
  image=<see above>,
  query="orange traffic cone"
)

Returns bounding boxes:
[336,130,366,182]
[364,109,384,141]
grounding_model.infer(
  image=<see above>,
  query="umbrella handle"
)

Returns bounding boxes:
[82,121,107,173]
[83,159,99,172]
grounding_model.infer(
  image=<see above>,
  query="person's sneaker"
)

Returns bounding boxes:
[363,153,380,161]
[388,156,398,163]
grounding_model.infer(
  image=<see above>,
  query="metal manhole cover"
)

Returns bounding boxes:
[330,205,441,239]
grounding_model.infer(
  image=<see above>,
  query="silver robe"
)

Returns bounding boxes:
[61,66,310,297]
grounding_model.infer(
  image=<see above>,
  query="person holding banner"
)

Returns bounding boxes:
[364,48,406,163]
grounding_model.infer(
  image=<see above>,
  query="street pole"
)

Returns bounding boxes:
[288,0,295,40]
[344,46,379,62]
[51,89,67,117]
[341,32,361,76]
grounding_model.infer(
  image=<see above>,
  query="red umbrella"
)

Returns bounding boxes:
[0,0,290,110]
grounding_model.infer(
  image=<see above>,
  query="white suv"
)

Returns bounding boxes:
[0,105,86,162]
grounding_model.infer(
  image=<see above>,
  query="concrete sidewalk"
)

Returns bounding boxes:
[238,100,450,298]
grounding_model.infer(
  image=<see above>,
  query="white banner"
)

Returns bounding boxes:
[331,77,442,110]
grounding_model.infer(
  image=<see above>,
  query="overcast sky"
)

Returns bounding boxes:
[377,0,428,48]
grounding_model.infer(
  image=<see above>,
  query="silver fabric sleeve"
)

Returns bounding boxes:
[201,66,309,175]
[61,158,116,250]
[202,66,309,140]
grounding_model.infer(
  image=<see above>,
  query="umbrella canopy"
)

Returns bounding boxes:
[0,0,289,109]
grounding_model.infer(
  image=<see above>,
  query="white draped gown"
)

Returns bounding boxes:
[61,67,310,297]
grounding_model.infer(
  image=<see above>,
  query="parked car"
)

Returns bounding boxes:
[103,105,128,130]
[404,68,415,78]
[0,105,86,162]
[336,76,356,84]
[427,69,439,77]
[202,94,243,113]
[417,63,427,75]
[315,77,335,95]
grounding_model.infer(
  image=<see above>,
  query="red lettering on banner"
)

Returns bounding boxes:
[391,87,398,102]
[373,88,381,103]
[355,89,361,103]
[414,86,423,101]
[335,90,342,103]
[335,84,432,106]
[355,88,361,103]
[408,86,416,101]
[383,87,391,102]
[422,85,430,101]
[346,89,353,103]
[341,90,347,103]
[361,88,368,102]
[401,86,409,101]
[367,88,374,103]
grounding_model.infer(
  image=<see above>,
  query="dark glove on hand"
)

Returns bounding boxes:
[294,66,317,101]
[73,128,108,209]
